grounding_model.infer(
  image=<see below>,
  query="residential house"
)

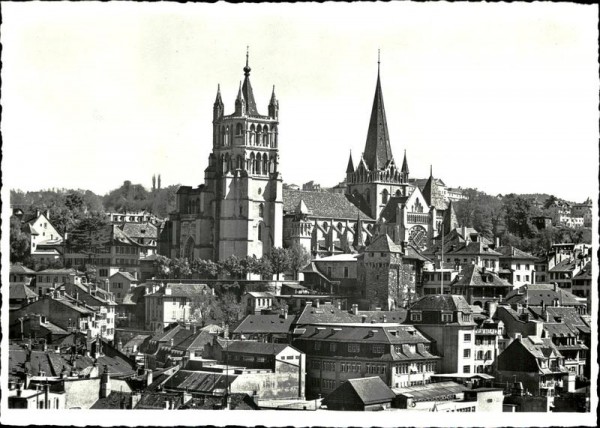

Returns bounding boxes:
[293,324,439,398]
[108,271,139,302]
[303,253,361,296]
[503,284,587,314]
[34,268,84,297]
[9,263,36,287]
[322,377,395,411]
[232,308,295,343]
[450,265,512,309]
[241,291,275,315]
[495,336,572,397]
[9,283,39,311]
[571,261,592,311]
[405,295,478,375]
[496,245,537,287]
[15,209,64,268]
[145,283,214,331]
[120,222,158,256]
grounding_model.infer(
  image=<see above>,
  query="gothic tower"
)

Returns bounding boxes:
[207,50,283,260]
[169,51,282,263]
[346,57,410,220]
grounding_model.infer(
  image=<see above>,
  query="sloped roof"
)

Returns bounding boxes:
[234,314,295,335]
[148,283,212,298]
[503,284,584,307]
[123,335,150,351]
[573,262,592,279]
[549,259,578,273]
[164,370,237,394]
[357,309,407,324]
[519,337,562,360]
[120,222,158,239]
[422,174,448,211]
[392,381,468,400]
[110,271,138,282]
[324,377,395,407]
[378,196,410,223]
[221,340,293,356]
[173,330,215,352]
[10,264,36,275]
[496,246,537,260]
[296,302,361,325]
[451,241,502,256]
[297,324,431,347]
[451,265,512,287]
[365,234,403,253]
[409,295,472,313]
[283,189,372,220]
[9,283,38,300]
[363,70,393,171]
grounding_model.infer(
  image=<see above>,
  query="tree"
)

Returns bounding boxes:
[256,257,273,279]
[170,257,191,278]
[191,258,220,279]
[215,291,243,327]
[10,216,31,265]
[268,247,291,281]
[189,292,219,326]
[67,214,110,262]
[543,195,559,209]
[287,244,311,280]
[83,264,98,285]
[220,255,244,279]
[239,255,261,278]
[154,255,172,278]
[503,194,535,239]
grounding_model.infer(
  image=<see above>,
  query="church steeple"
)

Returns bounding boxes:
[346,151,355,174]
[363,51,393,171]
[213,84,224,120]
[401,150,409,175]
[268,85,279,119]
[235,81,245,116]
[242,46,259,116]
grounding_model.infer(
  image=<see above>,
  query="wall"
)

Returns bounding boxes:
[63,378,101,409]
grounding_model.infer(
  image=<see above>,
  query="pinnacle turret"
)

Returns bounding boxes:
[346,151,355,174]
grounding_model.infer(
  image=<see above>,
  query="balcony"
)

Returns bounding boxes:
[407,213,428,224]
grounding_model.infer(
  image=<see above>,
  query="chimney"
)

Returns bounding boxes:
[553,283,558,292]
[36,209,41,218]
[44,383,50,409]
[145,369,153,387]
[282,306,288,320]
[315,300,320,308]
[351,304,359,315]
[335,300,341,310]
[495,237,500,248]
[100,365,111,398]
[361,314,367,323]
[170,338,174,347]
[224,324,230,339]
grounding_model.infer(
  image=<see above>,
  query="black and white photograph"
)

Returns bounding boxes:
[1,2,597,426]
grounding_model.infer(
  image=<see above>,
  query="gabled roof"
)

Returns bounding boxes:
[357,309,407,324]
[503,284,584,307]
[518,336,562,360]
[172,330,215,352]
[573,262,591,279]
[233,313,295,335]
[110,271,138,282]
[496,245,537,260]
[422,172,448,211]
[148,283,212,298]
[365,234,403,253]
[245,291,274,298]
[10,264,36,275]
[9,283,38,300]
[409,295,472,313]
[549,259,578,273]
[295,302,360,325]
[363,69,393,171]
[323,377,395,407]
[283,189,373,220]
[451,265,512,287]
[164,370,237,394]
[120,222,158,239]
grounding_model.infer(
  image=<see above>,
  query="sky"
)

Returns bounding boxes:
[2,2,598,203]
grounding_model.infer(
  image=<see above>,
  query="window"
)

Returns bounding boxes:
[463,349,471,358]
[463,365,471,374]
[314,342,321,351]
[410,312,422,322]
[329,342,337,352]
[348,343,360,353]
[372,344,384,354]
[258,204,264,218]
[464,333,472,342]
[343,267,349,278]
[525,275,529,282]
[526,264,530,270]
[441,313,453,323]
[516,263,521,269]
[516,275,521,281]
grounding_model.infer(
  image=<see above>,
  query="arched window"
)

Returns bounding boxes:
[258,223,263,241]
[225,126,230,146]
[382,189,389,204]
[263,128,268,146]
[262,153,268,174]
[256,155,262,175]
[249,153,255,174]
[236,123,243,136]
[365,189,371,205]
[249,124,255,145]
[323,222,329,232]
[221,126,226,146]
[396,189,402,197]
[259,203,264,217]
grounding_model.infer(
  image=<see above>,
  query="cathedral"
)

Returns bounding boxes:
[164,53,454,283]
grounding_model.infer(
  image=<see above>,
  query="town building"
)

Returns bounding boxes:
[108,271,140,303]
[144,283,214,331]
[293,323,439,399]
[322,377,395,411]
[232,309,294,343]
[120,222,159,257]
[405,295,479,375]
[502,284,587,314]
[33,268,84,297]
[9,263,36,287]
[449,265,512,309]
[571,261,592,310]
[241,291,275,315]
[9,283,39,311]
[496,245,537,287]
[13,209,64,268]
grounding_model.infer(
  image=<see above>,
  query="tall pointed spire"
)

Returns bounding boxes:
[213,84,224,120]
[346,150,355,173]
[214,84,223,105]
[363,52,393,171]
[401,149,409,175]
[235,81,245,115]
[242,46,259,115]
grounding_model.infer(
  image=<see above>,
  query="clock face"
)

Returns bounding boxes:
[408,225,427,250]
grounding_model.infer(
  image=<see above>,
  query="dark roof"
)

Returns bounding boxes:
[573,262,592,279]
[356,309,407,324]
[135,392,183,409]
[120,222,158,239]
[298,324,432,346]
[233,314,295,335]
[172,331,215,353]
[90,391,131,409]
[378,196,410,223]
[324,377,395,407]
[549,259,578,273]
[180,393,259,410]
[283,189,373,220]
[295,302,361,325]
[362,71,393,171]
[496,245,537,260]
[110,271,138,282]
[365,234,403,253]
[221,340,292,356]
[164,370,237,394]
[409,295,472,313]
[451,265,512,287]
[9,283,38,300]
[518,336,562,360]
[503,284,584,307]
[393,381,468,401]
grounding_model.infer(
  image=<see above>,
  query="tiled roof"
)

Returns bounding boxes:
[392,381,468,400]
[503,284,583,307]
[549,259,578,273]
[148,283,212,298]
[496,246,537,260]
[164,370,237,394]
[172,331,215,353]
[451,265,512,287]
[234,314,295,335]
[365,234,403,253]
[378,196,409,223]
[10,264,36,275]
[120,222,158,239]
[422,174,448,211]
[9,283,38,300]
[362,71,393,171]
[451,241,502,256]
[519,337,562,360]
[221,340,292,356]
[180,393,258,410]
[297,324,430,346]
[246,291,274,298]
[356,310,407,324]
[574,262,592,279]
[90,391,131,409]
[409,295,472,313]
[110,271,138,282]
[324,377,395,406]
[283,189,373,220]
[135,392,183,409]
[295,302,361,325]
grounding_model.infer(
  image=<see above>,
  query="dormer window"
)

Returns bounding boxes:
[441,313,453,323]
[410,312,422,322]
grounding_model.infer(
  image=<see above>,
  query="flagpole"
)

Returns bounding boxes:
[440,223,444,295]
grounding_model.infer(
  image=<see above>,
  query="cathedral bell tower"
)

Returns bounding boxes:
[207,49,283,261]
[346,54,410,220]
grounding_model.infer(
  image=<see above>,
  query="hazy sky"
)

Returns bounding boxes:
[2,2,598,202]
